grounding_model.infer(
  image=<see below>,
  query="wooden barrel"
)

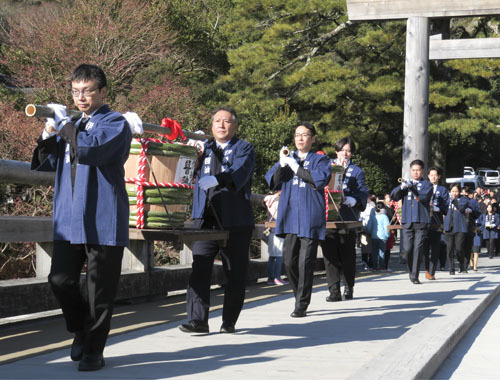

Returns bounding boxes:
[124,140,198,229]
[326,164,344,221]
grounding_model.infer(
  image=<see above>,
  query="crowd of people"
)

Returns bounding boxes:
[31,63,500,371]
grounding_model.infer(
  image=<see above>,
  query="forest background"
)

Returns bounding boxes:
[1,0,500,277]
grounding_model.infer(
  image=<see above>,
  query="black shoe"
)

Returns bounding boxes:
[440,266,445,271]
[449,270,455,275]
[78,353,105,371]
[343,287,353,300]
[412,278,421,284]
[290,310,307,318]
[220,322,235,334]
[70,332,85,362]
[326,293,342,302]
[179,320,209,333]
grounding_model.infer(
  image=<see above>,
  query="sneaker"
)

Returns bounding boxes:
[274,278,287,286]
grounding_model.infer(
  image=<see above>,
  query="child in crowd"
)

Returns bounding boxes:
[264,192,288,285]
[359,194,377,270]
[367,201,390,271]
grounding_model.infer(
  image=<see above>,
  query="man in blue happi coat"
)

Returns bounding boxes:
[265,122,331,317]
[179,106,255,334]
[391,159,433,284]
[321,137,368,302]
[423,167,449,280]
[31,64,132,371]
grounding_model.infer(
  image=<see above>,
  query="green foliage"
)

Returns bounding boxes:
[352,156,392,197]
[237,103,299,195]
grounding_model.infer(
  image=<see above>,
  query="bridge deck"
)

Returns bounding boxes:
[1,251,500,379]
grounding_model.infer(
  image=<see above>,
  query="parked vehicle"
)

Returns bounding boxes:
[463,166,476,178]
[445,177,484,190]
[482,170,500,186]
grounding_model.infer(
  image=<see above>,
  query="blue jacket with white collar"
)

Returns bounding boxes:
[266,151,331,240]
[31,105,132,246]
[443,195,470,233]
[390,178,433,225]
[191,135,255,228]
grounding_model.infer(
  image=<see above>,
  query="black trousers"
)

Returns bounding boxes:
[321,230,356,295]
[438,239,447,269]
[444,232,466,271]
[424,229,442,276]
[487,237,497,258]
[186,227,253,325]
[463,232,474,265]
[283,234,319,312]
[48,241,124,355]
[401,224,429,280]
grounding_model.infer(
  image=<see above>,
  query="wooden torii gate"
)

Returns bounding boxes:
[346,0,500,179]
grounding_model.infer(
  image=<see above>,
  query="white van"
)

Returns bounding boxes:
[482,170,500,186]
[445,177,483,190]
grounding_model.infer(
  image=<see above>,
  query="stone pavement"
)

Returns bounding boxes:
[0,253,499,380]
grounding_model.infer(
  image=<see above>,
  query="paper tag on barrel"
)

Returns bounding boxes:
[174,156,196,184]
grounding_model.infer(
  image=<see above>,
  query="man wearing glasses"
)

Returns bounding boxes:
[265,122,331,317]
[31,64,132,371]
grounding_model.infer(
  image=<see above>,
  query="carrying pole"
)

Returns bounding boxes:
[25,104,213,141]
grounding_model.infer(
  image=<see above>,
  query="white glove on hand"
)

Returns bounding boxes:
[264,194,280,218]
[123,112,143,135]
[279,146,289,159]
[43,118,57,139]
[433,205,440,212]
[400,181,408,190]
[280,156,299,173]
[344,196,357,207]
[465,207,472,214]
[47,103,70,130]
[198,175,219,191]
[187,131,206,155]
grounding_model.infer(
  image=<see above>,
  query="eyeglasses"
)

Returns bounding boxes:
[71,87,99,97]
[294,133,312,138]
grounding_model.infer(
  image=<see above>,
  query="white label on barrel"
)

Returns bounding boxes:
[333,173,343,192]
[175,156,196,184]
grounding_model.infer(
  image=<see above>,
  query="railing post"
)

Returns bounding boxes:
[180,243,194,265]
[123,240,154,272]
[35,242,53,278]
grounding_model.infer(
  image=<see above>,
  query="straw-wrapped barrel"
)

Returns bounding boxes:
[125,139,198,229]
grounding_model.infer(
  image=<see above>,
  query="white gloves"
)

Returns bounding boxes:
[344,196,357,207]
[46,103,70,131]
[264,193,280,218]
[198,175,219,191]
[280,156,299,173]
[187,130,206,155]
[433,205,440,212]
[465,208,472,214]
[123,112,143,135]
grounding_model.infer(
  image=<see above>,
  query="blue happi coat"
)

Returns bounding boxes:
[332,159,369,221]
[265,151,331,240]
[431,184,449,214]
[191,136,255,228]
[390,179,433,225]
[479,213,500,239]
[443,196,470,233]
[32,105,132,246]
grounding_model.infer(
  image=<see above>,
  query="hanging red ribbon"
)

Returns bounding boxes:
[160,118,186,141]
